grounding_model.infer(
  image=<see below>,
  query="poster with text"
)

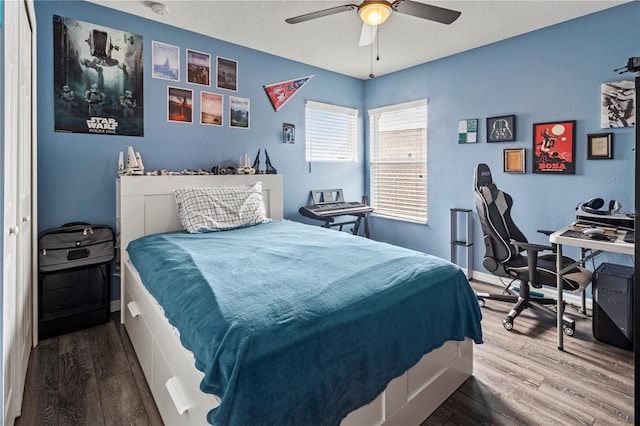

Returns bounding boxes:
[217,57,238,91]
[229,96,249,128]
[532,120,575,174]
[168,87,193,123]
[201,92,223,126]
[187,49,210,86]
[152,41,179,81]
[53,15,144,136]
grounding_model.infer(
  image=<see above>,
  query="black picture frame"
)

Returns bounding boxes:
[532,120,576,174]
[587,132,613,159]
[486,115,516,142]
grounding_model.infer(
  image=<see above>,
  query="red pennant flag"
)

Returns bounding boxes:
[264,75,314,111]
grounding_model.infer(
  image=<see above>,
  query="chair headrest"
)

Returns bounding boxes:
[474,163,493,190]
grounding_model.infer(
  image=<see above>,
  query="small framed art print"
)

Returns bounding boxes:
[587,133,613,159]
[458,119,478,144]
[504,148,525,173]
[487,115,516,142]
[283,123,295,143]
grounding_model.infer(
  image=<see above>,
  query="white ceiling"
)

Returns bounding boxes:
[89,0,630,80]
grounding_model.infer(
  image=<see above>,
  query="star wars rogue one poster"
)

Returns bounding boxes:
[53,15,144,136]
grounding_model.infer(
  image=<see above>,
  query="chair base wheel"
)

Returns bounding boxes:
[477,297,485,307]
[563,323,575,336]
[502,317,514,331]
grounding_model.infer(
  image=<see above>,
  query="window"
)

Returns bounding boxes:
[368,99,427,223]
[305,100,358,162]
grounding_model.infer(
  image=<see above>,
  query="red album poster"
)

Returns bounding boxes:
[532,120,576,174]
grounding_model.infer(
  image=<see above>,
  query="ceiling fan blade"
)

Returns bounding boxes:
[285,4,358,24]
[392,0,461,25]
[359,23,377,47]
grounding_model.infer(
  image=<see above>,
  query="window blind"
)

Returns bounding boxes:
[305,100,358,162]
[369,99,427,223]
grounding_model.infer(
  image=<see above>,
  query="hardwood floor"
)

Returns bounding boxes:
[16,313,163,426]
[16,280,633,425]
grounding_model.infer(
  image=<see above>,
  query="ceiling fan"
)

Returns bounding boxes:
[285,0,461,47]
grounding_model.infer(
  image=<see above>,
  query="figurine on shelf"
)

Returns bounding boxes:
[265,149,277,174]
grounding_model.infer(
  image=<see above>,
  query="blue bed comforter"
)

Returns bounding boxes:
[127,220,482,425]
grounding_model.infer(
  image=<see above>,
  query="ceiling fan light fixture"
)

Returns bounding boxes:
[358,1,392,26]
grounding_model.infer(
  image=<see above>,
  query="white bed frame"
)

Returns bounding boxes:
[117,175,473,425]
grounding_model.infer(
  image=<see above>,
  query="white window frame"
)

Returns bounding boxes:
[305,100,358,162]
[368,99,428,224]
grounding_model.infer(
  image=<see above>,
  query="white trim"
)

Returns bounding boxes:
[305,100,358,115]
[368,98,427,115]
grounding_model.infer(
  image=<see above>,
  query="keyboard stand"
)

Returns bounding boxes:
[318,213,369,238]
[299,190,371,238]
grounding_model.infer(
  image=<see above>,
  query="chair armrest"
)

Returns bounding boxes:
[510,240,553,252]
[536,230,558,252]
[510,239,554,288]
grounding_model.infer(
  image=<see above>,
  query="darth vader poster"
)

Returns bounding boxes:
[53,15,144,136]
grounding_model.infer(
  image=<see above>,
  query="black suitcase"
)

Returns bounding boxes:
[38,222,115,339]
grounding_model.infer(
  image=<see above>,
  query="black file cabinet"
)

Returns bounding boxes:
[592,263,634,350]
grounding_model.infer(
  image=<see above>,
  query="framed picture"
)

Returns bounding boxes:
[601,80,635,128]
[486,115,516,142]
[229,96,249,128]
[152,41,179,81]
[532,120,576,174]
[587,133,613,159]
[217,56,238,91]
[283,123,295,143]
[167,87,193,124]
[458,119,478,144]
[200,91,223,126]
[187,49,211,86]
[504,148,525,173]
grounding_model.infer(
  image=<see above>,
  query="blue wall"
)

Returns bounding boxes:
[35,1,365,231]
[32,0,638,305]
[364,2,639,272]
[34,1,365,301]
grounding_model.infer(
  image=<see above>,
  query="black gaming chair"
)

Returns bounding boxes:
[473,163,591,335]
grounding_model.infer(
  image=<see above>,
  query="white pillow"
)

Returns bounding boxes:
[174,182,268,233]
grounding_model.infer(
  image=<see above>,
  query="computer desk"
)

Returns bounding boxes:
[550,224,634,350]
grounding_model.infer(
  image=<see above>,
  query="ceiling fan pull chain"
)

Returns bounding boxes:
[376,24,380,61]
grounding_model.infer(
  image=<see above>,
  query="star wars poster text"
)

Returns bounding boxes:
[53,15,144,136]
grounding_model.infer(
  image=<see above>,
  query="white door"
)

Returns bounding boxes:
[3,0,21,422]
[3,1,35,424]
[15,0,35,415]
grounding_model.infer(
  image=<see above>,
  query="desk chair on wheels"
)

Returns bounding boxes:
[473,163,591,335]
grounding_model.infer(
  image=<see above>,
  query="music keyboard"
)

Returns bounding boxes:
[299,202,373,219]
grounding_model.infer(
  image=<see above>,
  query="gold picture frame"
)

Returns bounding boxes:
[504,148,525,173]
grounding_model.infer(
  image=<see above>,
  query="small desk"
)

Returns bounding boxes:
[550,224,634,350]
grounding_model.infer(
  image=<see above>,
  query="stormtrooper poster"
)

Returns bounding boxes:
[53,15,144,136]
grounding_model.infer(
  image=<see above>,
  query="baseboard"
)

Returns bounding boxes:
[470,270,593,311]
[111,299,121,313]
